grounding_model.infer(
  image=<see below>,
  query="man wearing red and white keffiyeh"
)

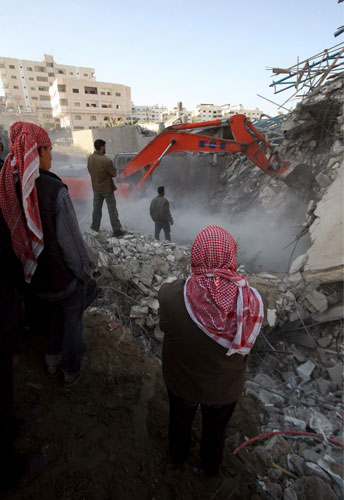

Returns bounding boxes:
[0,121,51,282]
[184,225,264,356]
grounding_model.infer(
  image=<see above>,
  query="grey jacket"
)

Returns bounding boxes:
[150,195,173,223]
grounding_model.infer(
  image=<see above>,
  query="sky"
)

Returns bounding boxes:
[1,0,343,116]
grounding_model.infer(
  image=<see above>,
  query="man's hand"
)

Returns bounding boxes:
[170,218,174,225]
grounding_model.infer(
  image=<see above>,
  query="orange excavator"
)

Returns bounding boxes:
[117,114,302,195]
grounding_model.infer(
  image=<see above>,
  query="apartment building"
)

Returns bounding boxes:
[131,104,168,123]
[192,103,263,123]
[0,54,95,126]
[50,78,131,130]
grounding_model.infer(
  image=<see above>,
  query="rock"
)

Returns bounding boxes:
[269,483,283,499]
[314,304,344,323]
[327,364,343,386]
[304,462,331,484]
[97,251,112,267]
[302,449,322,463]
[130,306,149,318]
[265,435,293,461]
[287,272,303,285]
[297,360,316,381]
[290,347,306,363]
[317,379,333,396]
[306,409,334,434]
[302,289,328,314]
[110,264,132,281]
[316,337,333,348]
[289,254,308,274]
[288,453,305,475]
[126,257,140,274]
[140,265,154,287]
[283,487,298,500]
[152,255,170,275]
[142,297,159,313]
[315,172,331,188]
[252,446,272,467]
[284,416,306,431]
[293,475,337,500]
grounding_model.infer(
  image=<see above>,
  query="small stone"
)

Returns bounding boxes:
[269,483,282,499]
[315,172,332,188]
[283,487,298,500]
[288,453,305,476]
[302,289,328,314]
[130,305,149,318]
[316,337,332,349]
[304,462,331,484]
[327,364,343,386]
[297,360,316,381]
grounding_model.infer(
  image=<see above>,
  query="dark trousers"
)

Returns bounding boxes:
[46,281,98,375]
[167,388,237,473]
[91,192,122,233]
[155,221,171,241]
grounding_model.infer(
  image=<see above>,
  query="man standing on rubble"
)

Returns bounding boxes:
[150,186,174,241]
[88,139,125,238]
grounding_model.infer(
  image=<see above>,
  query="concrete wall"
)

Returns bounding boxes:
[303,164,344,283]
[72,126,153,156]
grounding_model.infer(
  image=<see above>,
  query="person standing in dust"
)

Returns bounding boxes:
[87,139,125,238]
[150,186,174,241]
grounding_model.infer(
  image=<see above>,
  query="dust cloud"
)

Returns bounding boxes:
[74,187,310,273]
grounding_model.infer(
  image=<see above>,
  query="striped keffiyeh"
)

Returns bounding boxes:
[184,225,264,356]
[0,121,51,282]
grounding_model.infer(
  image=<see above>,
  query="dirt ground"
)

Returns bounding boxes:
[5,311,265,500]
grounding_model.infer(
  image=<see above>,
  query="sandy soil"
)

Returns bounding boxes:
[5,311,265,500]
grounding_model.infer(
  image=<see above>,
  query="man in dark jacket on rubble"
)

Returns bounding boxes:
[150,186,174,241]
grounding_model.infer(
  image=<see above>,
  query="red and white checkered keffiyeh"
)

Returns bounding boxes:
[0,121,51,282]
[184,225,264,356]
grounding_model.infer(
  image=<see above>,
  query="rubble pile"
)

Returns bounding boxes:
[81,75,343,499]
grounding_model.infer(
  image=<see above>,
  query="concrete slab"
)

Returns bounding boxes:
[304,165,344,283]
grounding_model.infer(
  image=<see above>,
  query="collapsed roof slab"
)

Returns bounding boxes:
[303,164,344,284]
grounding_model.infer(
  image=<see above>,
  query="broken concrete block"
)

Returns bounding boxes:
[327,364,343,386]
[315,172,332,188]
[284,416,306,431]
[97,251,112,267]
[110,265,132,282]
[303,289,328,313]
[166,254,175,263]
[283,487,298,500]
[289,254,308,274]
[316,336,333,348]
[140,265,154,287]
[297,360,316,381]
[287,272,303,285]
[142,297,159,313]
[130,305,149,318]
[313,303,344,323]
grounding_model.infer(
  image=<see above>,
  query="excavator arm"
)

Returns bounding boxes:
[121,114,294,190]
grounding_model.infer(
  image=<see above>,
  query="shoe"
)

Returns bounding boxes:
[63,370,82,389]
[112,229,125,238]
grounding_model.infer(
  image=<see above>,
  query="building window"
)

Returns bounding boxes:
[72,88,79,93]
[38,86,49,91]
[27,67,33,71]
[37,76,48,82]
[9,64,15,69]
[60,99,68,106]
[115,92,121,96]
[11,76,17,79]
[43,113,52,118]
[39,95,51,101]
[83,73,88,77]
[35,66,46,72]
[31,87,36,90]
[57,84,66,92]
[101,104,112,108]
[84,86,97,95]
[13,85,19,89]
[74,126,84,130]
[104,116,109,121]
[74,102,81,106]
[46,62,54,67]
[32,97,38,100]
[116,105,121,109]
[48,72,55,77]
[74,115,82,120]
[57,69,65,75]
[69,72,73,75]
[106,91,112,96]
[90,116,97,121]
[100,91,105,95]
